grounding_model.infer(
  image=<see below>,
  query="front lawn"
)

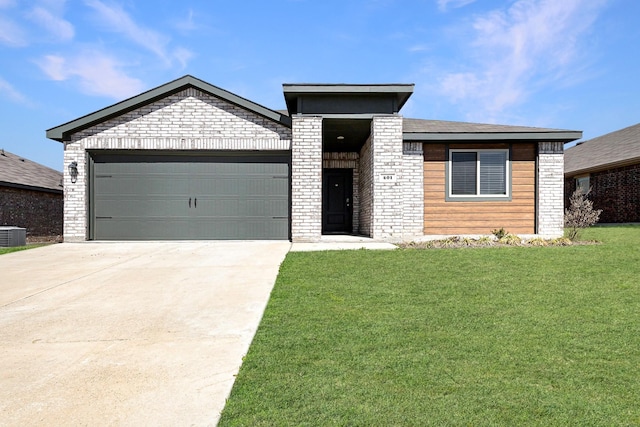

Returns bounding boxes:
[0,244,46,255]
[219,227,640,426]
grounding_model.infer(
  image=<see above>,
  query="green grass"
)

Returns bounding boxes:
[219,226,640,426]
[0,244,46,255]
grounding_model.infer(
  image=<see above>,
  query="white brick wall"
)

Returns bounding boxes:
[63,143,87,241]
[358,136,373,236]
[370,116,404,240]
[537,141,564,237]
[62,88,291,242]
[402,142,424,239]
[291,116,322,242]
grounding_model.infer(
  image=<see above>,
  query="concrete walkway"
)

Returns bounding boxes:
[0,241,290,426]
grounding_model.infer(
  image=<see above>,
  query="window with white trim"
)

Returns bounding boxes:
[449,149,509,198]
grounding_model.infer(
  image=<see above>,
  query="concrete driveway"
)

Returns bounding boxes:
[0,241,290,426]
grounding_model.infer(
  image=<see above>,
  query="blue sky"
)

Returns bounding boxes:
[1,0,638,171]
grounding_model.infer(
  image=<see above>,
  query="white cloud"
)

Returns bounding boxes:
[408,44,430,53]
[0,76,29,104]
[84,0,192,68]
[0,16,27,46]
[0,0,17,8]
[38,51,145,99]
[437,0,477,12]
[174,8,197,32]
[173,47,194,69]
[27,6,74,41]
[437,0,609,122]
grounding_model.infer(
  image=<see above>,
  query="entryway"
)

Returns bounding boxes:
[322,168,353,234]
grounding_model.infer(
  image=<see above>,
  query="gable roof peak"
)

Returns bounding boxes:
[46,75,291,142]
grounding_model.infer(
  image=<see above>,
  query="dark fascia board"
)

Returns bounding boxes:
[565,156,640,177]
[403,131,582,142]
[283,83,414,114]
[0,181,63,194]
[47,75,292,142]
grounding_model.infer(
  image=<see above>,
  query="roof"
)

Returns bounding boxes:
[0,149,63,193]
[283,83,414,116]
[403,118,582,142]
[47,75,292,142]
[565,122,640,175]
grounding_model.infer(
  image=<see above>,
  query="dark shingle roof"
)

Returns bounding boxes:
[0,150,63,193]
[402,118,581,142]
[564,122,640,175]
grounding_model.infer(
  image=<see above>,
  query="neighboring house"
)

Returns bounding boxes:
[0,149,63,237]
[564,123,640,223]
[46,75,580,242]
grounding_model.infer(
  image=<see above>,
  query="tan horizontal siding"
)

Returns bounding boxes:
[423,142,536,235]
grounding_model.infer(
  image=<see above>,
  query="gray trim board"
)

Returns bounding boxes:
[47,75,291,142]
[283,83,414,115]
[404,132,582,142]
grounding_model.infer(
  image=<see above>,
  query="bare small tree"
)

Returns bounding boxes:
[564,187,602,240]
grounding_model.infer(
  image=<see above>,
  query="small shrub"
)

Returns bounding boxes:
[550,237,573,246]
[498,234,522,246]
[440,237,460,248]
[461,237,477,247]
[476,236,494,246]
[565,187,602,241]
[527,237,549,247]
[492,228,509,239]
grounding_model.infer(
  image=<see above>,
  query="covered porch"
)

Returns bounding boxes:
[283,83,423,242]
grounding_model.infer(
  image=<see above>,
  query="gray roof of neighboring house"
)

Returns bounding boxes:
[402,118,581,142]
[0,149,63,193]
[565,122,640,175]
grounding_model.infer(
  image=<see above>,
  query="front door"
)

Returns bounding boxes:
[322,169,353,233]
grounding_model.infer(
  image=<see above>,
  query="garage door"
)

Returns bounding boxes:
[89,152,289,240]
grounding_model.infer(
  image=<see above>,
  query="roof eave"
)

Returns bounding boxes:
[282,83,415,114]
[565,156,640,176]
[0,181,63,194]
[403,131,582,142]
[47,75,291,142]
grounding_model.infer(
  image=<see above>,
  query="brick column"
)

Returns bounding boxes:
[371,116,404,240]
[537,141,564,238]
[291,116,323,242]
[402,142,424,239]
[63,142,87,242]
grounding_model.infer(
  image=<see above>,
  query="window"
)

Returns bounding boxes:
[449,149,509,199]
[575,175,590,193]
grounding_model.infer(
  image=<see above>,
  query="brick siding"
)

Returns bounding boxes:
[63,88,291,242]
[401,142,424,239]
[565,162,640,223]
[537,142,564,237]
[290,116,322,242]
[358,136,373,236]
[370,116,404,239]
[0,187,63,237]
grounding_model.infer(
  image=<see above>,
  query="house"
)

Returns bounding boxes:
[565,123,640,223]
[46,75,580,242]
[0,149,63,238]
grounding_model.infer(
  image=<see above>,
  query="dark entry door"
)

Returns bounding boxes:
[322,169,353,233]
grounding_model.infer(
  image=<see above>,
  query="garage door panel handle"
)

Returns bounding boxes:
[188,197,191,208]
[194,198,197,208]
